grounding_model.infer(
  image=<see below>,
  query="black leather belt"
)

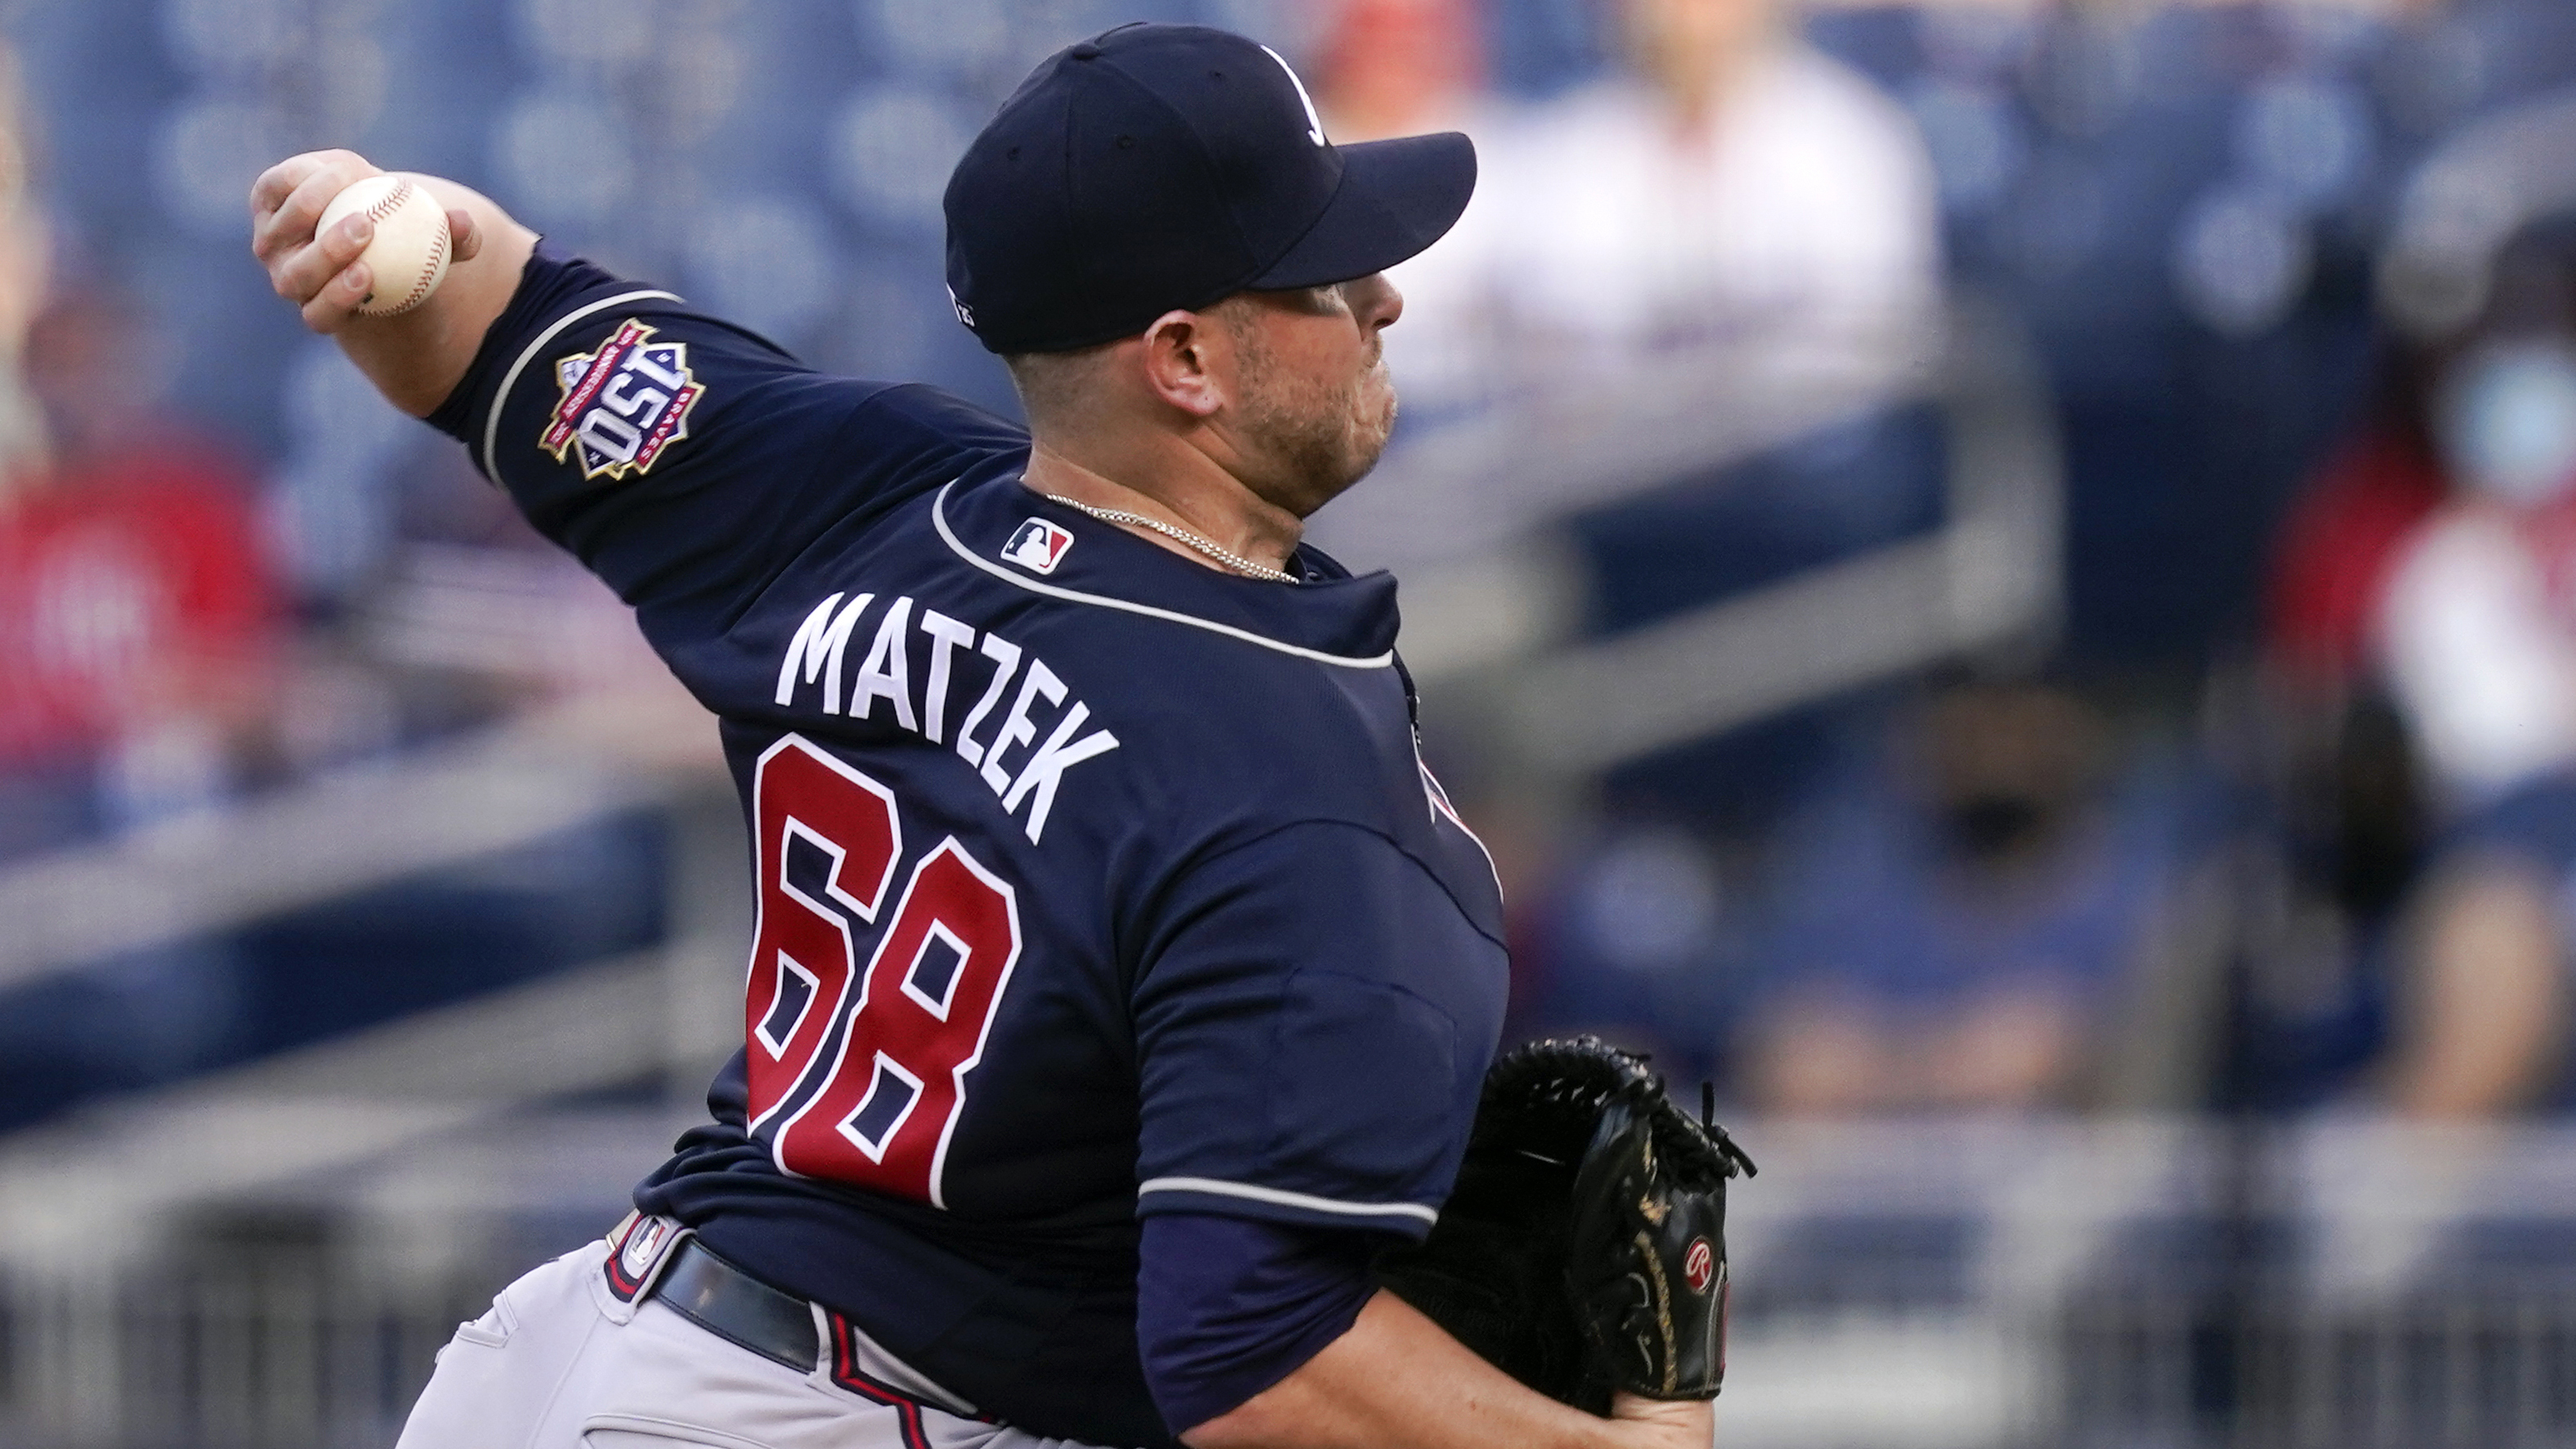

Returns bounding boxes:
[646,1239,820,1371]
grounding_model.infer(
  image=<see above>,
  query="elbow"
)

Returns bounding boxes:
[1178,1409,1248,1449]
[1177,1382,1302,1449]
[380,378,455,421]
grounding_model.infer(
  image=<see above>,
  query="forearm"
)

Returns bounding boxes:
[343,178,535,416]
[1182,1291,1675,1449]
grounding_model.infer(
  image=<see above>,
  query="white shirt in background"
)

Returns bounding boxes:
[1383,41,1943,421]
[2378,506,2576,806]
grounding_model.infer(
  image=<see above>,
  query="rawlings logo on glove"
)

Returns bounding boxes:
[1378,1037,1756,1412]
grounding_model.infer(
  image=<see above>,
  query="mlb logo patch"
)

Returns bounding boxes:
[1003,518,1074,574]
[618,1216,672,1283]
[542,319,706,482]
[600,1210,688,1304]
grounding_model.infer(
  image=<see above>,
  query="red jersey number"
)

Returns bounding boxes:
[744,735,1023,1207]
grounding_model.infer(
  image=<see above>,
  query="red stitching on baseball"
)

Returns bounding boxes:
[363,177,447,316]
[365,178,410,224]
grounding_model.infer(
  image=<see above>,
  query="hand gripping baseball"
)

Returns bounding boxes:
[1377,1037,1756,1413]
[249,151,481,334]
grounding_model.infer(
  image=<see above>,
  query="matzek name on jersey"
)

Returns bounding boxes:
[542,319,705,481]
[775,587,1122,844]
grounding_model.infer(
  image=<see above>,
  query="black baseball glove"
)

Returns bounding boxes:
[1377,1037,1756,1414]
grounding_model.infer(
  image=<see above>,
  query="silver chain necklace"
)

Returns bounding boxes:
[1041,493,1300,583]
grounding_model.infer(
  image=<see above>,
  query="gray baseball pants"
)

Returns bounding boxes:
[395,1227,1114,1449]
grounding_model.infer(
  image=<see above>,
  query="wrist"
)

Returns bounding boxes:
[1601,1393,1713,1449]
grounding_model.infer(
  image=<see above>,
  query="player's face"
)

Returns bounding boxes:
[1225,274,1405,515]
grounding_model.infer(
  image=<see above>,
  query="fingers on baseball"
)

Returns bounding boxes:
[250,150,378,268]
[299,261,371,334]
[272,209,373,306]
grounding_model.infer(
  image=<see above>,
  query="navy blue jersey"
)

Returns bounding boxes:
[427,250,1508,1447]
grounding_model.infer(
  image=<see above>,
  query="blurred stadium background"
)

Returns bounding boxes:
[7,0,2576,1444]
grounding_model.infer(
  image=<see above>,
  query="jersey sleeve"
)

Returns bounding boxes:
[1134,1213,1378,1433]
[1131,820,1505,1240]
[424,247,1027,616]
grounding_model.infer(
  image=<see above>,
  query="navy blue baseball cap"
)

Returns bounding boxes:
[942,22,1477,354]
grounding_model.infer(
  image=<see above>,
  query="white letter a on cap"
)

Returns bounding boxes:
[1261,45,1327,146]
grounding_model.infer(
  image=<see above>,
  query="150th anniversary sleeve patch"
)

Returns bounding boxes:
[542,319,706,481]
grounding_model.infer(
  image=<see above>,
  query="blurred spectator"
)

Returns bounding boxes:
[2250,138,2576,1114]
[1380,0,1941,421]
[1742,676,2177,1114]
[0,281,282,857]
[2367,223,2576,1118]
[0,294,682,1127]
[1315,0,1483,142]
[2371,232,2576,808]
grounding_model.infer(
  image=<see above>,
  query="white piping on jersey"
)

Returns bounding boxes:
[932,483,1396,669]
[480,288,686,481]
[1136,1176,1440,1225]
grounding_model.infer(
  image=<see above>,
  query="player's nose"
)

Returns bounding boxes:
[1348,272,1402,331]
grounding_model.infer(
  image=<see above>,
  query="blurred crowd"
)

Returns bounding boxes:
[10,0,2576,1132]
[1446,0,2576,1124]
[0,13,680,1124]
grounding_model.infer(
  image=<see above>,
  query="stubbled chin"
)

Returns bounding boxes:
[1297,369,1397,510]
[1346,401,1398,486]
[1360,371,1397,447]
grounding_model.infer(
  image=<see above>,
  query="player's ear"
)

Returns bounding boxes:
[1137,308,1229,421]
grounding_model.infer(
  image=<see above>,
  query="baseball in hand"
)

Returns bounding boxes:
[316,173,452,317]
